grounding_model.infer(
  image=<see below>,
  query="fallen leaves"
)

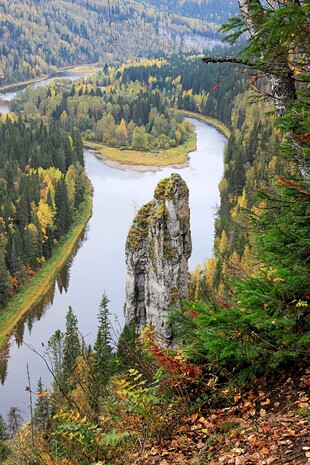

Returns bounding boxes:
[125,369,310,465]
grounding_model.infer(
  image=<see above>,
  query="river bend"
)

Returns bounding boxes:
[0,85,226,417]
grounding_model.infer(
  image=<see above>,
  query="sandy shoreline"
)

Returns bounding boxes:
[84,146,190,172]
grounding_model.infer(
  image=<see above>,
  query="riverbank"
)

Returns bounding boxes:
[182,110,231,138]
[0,63,101,93]
[68,64,103,74]
[84,131,197,170]
[84,113,229,171]
[0,182,93,350]
[0,76,49,93]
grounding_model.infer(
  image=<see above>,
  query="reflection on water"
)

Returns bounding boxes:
[0,344,9,385]
[0,228,88,384]
[0,71,89,114]
[13,284,56,350]
[0,118,226,418]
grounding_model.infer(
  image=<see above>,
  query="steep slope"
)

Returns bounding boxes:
[0,0,237,85]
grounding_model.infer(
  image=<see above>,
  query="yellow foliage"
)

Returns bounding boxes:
[148,75,157,84]
[219,230,229,255]
[37,199,55,238]
[191,265,203,300]
[237,189,247,209]
[240,245,255,276]
[219,177,228,194]
[205,257,217,288]
[0,112,16,123]
[227,250,241,276]
[251,199,267,219]
[194,94,203,111]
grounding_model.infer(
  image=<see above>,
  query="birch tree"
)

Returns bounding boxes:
[203,0,309,116]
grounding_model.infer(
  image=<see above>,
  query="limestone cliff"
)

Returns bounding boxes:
[124,173,192,347]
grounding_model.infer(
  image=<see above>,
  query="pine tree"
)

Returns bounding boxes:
[93,293,114,386]
[63,306,81,387]
[7,407,23,436]
[0,248,8,307]
[0,414,9,463]
[47,329,64,391]
[34,378,50,433]
[55,177,71,239]
[0,415,8,441]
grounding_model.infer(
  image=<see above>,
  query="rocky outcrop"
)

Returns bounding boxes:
[124,173,192,347]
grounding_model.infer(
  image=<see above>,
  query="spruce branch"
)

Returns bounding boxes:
[201,56,253,66]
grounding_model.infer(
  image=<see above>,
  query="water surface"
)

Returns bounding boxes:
[0,104,225,419]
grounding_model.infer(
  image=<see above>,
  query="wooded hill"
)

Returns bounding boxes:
[0,0,238,86]
[141,0,238,21]
[11,67,195,152]
[10,54,243,153]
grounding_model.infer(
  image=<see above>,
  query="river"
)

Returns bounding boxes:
[0,71,88,114]
[0,75,226,420]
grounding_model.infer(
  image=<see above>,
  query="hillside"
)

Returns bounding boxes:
[0,1,308,463]
[0,0,238,86]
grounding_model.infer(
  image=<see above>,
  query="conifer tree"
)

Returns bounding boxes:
[63,306,81,387]
[47,329,65,391]
[93,293,114,386]
[0,413,9,463]
[34,378,50,433]
[7,407,23,436]
[0,415,8,441]
[0,248,8,307]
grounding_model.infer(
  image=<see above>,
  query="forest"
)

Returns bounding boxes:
[0,0,309,463]
[8,53,244,162]
[10,69,195,152]
[0,120,89,307]
[0,0,237,86]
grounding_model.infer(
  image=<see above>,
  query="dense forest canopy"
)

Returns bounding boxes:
[139,0,238,20]
[11,68,196,152]
[10,55,243,143]
[0,120,89,307]
[0,0,238,85]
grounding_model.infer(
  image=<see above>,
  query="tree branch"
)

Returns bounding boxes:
[202,56,253,66]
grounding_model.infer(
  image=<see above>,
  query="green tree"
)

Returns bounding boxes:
[47,329,65,391]
[0,248,9,307]
[34,378,50,433]
[0,415,8,441]
[63,306,81,387]
[132,126,148,151]
[0,415,10,464]
[7,407,23,436]
[93,293,115,386]
[23,223,40,269]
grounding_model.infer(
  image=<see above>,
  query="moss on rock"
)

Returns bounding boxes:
[126,201,154,250]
